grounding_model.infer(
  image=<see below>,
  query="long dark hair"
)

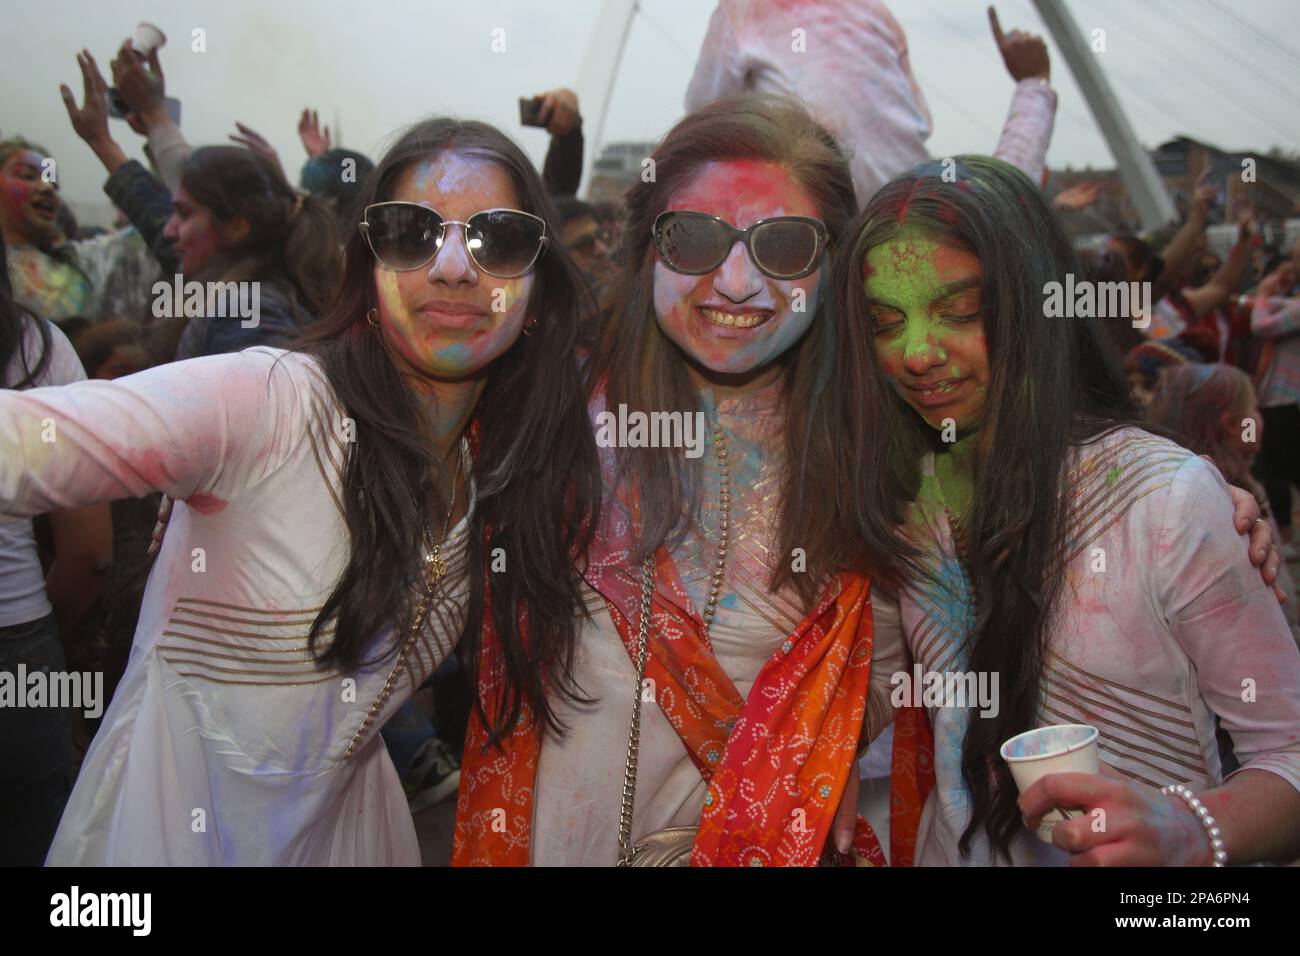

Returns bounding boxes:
[295,118,600,743]
[0,230,52,389]
[590,94,911,602]
[180,147,341,320]
[840,156,1136,859]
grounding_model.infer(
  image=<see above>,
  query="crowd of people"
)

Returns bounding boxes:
[1,1,1298,869]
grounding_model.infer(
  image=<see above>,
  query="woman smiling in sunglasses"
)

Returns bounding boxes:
[0,117,598,865]
[455,96,913,866]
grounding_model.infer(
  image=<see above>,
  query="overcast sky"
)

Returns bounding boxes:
[4,0,1298,221]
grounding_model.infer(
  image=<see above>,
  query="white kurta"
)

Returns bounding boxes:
[0,347,471,865]
[530,382,900,865]
[870,428,1300,866]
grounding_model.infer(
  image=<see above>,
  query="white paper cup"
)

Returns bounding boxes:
[1000,724,1099,842]
[132,22,167,56]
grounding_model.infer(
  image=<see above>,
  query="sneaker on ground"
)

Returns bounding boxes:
[404,737,461,813]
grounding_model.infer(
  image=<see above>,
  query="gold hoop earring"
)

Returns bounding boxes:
[366,308,379,327]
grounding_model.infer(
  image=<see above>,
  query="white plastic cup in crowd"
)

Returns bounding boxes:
[1000,724,1100,843]
[132,22,167,56]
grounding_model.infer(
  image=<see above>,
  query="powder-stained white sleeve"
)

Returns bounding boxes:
[992,79,1058,187]
[0,347,302,518]
[685,3,748,111]
[1154,456,1300,793]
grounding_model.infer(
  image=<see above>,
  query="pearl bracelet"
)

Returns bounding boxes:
[1160,784,1227,867]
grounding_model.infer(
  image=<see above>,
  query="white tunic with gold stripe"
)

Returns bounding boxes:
[870,427,1300,866]
[0,347,470,865]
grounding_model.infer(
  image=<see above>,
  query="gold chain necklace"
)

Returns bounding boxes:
[343,437,469,759]
[423,446,462,581]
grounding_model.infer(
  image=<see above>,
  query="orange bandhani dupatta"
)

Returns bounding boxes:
[888,704,935,866]
[453,545,888,866]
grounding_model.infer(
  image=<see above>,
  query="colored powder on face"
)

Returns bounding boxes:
[2,181,31,219]
[414,154,481,198]
[896,178,927,225]
[434,341,472,365]
[667,159,810,224]
[652,159,825,381]
[863,226,989,437]
[414,161,433,192]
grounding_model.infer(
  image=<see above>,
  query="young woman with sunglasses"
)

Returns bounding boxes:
[0,117,599,865]
[455,95,922,867]
[840,156,1300,866]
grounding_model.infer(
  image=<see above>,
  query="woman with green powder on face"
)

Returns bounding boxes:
[840,155,1300,867]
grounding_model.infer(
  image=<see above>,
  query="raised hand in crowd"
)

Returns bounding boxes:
[229,121,287,179]
[534,87,581,137]
[110,38,166,130]
[297,108,331,158]
[989,5,1050,83]
[1151,174,1218,301]
[59,49,128,175]
[1052,180,1102,211]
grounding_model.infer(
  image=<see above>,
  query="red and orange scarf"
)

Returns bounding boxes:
[453,545,891,865]
[452,402,931,865]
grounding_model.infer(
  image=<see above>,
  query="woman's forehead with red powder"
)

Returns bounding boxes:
[667,159,821,228]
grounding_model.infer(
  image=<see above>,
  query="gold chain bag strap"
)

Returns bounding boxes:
[612,557,856,867]
[615,554,696,866]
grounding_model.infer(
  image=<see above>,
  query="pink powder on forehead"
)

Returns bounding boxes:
[931,242,979,285]
[896,178,927,225]
[669,160,817,225]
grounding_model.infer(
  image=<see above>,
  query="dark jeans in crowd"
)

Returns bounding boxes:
[1257,403,1300,531]
[0,613,73,866]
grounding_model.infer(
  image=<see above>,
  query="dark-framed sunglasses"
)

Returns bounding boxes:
[360,201,548,278]
[652,210,828,280]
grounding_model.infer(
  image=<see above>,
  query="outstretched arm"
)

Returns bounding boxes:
[0,352,290,519]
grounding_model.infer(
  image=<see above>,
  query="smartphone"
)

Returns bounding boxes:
[519,96,545,128]
[108,90,182,125]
